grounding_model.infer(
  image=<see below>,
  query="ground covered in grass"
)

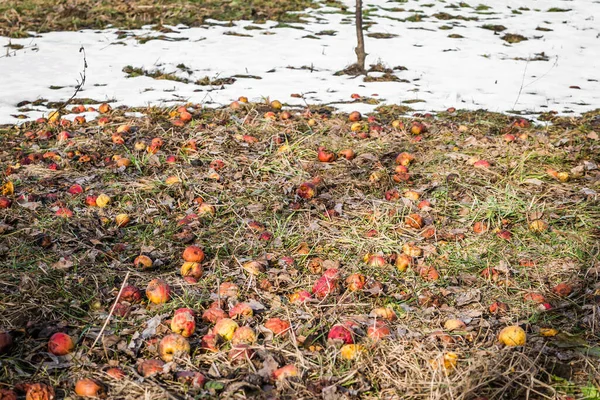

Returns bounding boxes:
[0,102,599,399]
[0,0,323,37]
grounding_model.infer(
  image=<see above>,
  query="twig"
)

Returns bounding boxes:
[88,271,130,352]
[54,46,88,118]
[512,58,529,110]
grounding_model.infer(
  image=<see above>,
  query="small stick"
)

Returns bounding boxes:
[88,271,130,352]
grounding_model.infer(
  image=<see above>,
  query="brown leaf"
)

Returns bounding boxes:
[51,257,73,270]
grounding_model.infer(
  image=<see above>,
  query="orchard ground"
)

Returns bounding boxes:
[0,102,599,399]
[1,0,600,399]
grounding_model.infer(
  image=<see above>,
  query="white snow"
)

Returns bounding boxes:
[0,0,599,124]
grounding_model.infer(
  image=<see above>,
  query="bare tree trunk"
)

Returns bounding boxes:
[355,0,366,74]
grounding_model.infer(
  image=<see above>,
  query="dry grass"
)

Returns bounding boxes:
[0,0,320,37]
[0,102,599,398]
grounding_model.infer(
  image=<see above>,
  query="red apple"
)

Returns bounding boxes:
[176,371,205,389]
[345,273,366,291]
[202,308,227,324]
[67,184,83,195]
[367,320,390,341]
[0,197,11,209]
[137,359,165,377]
[327,324,354,345]
[117,285,143,303]
[312,269,339,298]
[48,332,75,356]
[105,367,125,380]
[289,290,311,303]
[348,111,361,122]
[228,303,253,319]
[171,309,196,337]
[146,279,171,304]
[200,334,219,352]
[317,147,336,162]
[182,245,205,263]
[264,318,290,336]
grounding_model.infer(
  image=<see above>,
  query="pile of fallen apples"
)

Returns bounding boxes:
[0,101,542,398]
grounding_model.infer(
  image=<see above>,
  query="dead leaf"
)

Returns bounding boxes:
[257,355,279,379]
[141,314,166,339]
[455,289,481,307]
[523,178,543,186]
[52,257,73,270]
[2,181,14,195]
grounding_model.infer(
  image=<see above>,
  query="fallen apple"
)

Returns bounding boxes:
[180,262,203,279]
[200,334,219,352]
[345,273,366,291]
[182,245,205,263]
[213,318,239,341]
[104,367,125,380]
[117,285,143,303]
[498,325,526,347]
[48,332,75,356]
[405,213,424,229]
[0,196,12,209]
[297,181,316,200]
[171,309,196,337]
[272,364,298,381]
[317,147,336,163]
[218,282,239,298]
[231,326,257,345]
[74,378,105,398]
[0,389,17,400]
[202,307,227,324]
[137,359,165,377]
[133,255,153,269]
[289,290,312,303]
[95,194,110,208]
[176,371,205,389]
[264,318,290,336]
[158,334,190,362]
[327,324,354,345]
[348,111,361,122]
[146,279,171,304]
[228,302,253,319]
[367,320,390,341]
[312,269,339,298]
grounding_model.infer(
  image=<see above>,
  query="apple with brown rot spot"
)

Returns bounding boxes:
[231,326,257,345]
[229,303,253,319]
[146,279,171,304]
[158,334,190,362]
[117,285,143,303]
[171,309,196,337]
[137,359,165,377]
